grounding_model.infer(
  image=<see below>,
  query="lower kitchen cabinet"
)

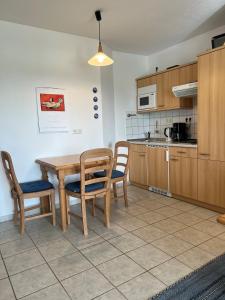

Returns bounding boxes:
[129,146,148,187]
[198,159,225,208]
[170,156,197,200]
[148,147,168,190]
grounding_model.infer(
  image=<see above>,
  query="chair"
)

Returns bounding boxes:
[94,141,130,207]
[65,148,113,236]
[1,151,56,235]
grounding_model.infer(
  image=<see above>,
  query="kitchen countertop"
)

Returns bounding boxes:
[128,139,197,148]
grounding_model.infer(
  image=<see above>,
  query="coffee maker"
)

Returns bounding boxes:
[171,122,188,141]
[164,122,188,142]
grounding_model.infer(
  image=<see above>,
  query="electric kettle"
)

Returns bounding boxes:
[164,127,173,142]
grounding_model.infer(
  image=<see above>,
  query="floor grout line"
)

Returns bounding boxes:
[0,247,18,300]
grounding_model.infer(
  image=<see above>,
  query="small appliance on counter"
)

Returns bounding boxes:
[164,122,188,142]
[164,127,173,142]
[172,122,188,142]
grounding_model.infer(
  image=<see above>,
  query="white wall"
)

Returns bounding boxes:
[148,25,225,72]
[112,52,149,141]
[100,45,115,148]
[0,21,108,220]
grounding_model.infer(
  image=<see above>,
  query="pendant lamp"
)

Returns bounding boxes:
[88,10,114,67]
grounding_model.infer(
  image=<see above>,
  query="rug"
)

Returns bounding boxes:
[152,253,225,300]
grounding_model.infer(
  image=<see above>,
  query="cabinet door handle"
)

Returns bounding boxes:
[139,154,145,157]
[170,158,179,161]
[199,153,210,156]
[158,104,165,107]
[177,151,186,154]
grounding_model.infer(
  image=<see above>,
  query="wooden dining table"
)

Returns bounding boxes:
[36,154,107,231]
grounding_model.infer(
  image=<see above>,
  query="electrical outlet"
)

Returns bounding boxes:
[72,129,82,134]
[166,117,172,124]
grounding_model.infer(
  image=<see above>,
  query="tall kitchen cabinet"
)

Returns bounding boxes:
[198,45,225,209]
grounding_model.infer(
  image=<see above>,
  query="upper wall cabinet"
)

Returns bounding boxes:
[137,62,197,112]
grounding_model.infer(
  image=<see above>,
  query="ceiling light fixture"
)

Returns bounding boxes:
[88,10,114,67]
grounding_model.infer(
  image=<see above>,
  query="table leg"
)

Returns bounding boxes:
[40,166,50,213]
[57,170,67,232]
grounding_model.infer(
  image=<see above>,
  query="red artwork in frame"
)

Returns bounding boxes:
[40,93,65,111]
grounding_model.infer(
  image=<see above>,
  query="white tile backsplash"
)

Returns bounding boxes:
[126,99,197,140]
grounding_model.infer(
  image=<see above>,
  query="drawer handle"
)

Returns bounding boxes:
[177,151,186,154]
[139,154,145,157]
[170,158,178,161]
[199,153,210,156]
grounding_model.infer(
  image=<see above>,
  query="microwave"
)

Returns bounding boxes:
[137,84,157,110]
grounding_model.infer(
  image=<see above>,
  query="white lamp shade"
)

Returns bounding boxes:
[88,43,114,66]
[88,51,114,66]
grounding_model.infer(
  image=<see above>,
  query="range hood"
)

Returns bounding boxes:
[172,82,198,98]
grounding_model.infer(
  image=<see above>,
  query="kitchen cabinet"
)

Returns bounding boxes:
[198,46,225,162]
[198,159,225,209]
[170,150,197,200]
[147,147,168,190]
[179,63,198,84]
[136,62,197,112]
[137,75,157,88]
[129,144,148,187]
[197,53,210,160]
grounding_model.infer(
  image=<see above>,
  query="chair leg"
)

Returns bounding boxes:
[81,197,88,236]
[66,193,70,225]
[50,190,56,226]
[13,196,18,224]
[113,183,117,201]
[104,193,110,228]
[92,197,96,217]
[123,178,128,208]
[19,197,25,235]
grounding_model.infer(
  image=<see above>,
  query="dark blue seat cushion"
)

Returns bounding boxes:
[94,169,124,179]
[20,180,53,193]
[65,181,104,193]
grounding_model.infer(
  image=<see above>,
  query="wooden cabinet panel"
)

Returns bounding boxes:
[160,69,180,109]
[130,144,147,153]
[137,75,157,88]
[209,49,225,161]
[156,73,165,109]
[169,147,197,158]
[198,54,211,159]
[148,147,168,190]
[179,63,197,84]
[198,159,225,208]
[170,156,197,200]
[129,145,148,187]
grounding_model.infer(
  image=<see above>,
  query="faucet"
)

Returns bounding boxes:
[145,131,151,140]
[155,120,159,134]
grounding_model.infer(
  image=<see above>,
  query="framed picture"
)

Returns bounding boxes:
[36,87,69,133]
[40,93,65,112]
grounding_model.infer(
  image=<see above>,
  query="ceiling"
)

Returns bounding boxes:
[0,0,225,55]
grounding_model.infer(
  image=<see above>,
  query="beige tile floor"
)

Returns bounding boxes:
[0,185,225,300]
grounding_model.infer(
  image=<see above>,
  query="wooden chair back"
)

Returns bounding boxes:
[80,148,113,196]
[113,141,130,175]
[1,151,22,197]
